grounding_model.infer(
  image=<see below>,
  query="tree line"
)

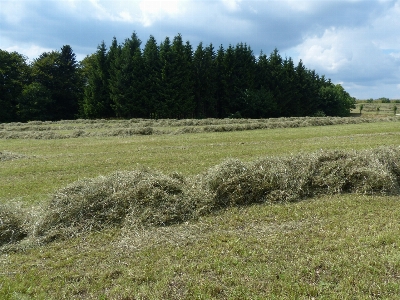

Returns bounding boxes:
[0,32,356,123]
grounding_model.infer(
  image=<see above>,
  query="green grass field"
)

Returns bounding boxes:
[1,118,400,299]
[351,102,399,116]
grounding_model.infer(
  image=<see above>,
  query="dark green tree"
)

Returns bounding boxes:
[56,45,83,119]
[30,46,83,120]
[215,45,226,118]
[142,35,162,118]
[192,43,218,118]
[159,34,194,118]
[318,83,355,117]
[109,32,145,118]
[0,50,29,122]
[16,82,52,121]
[82,41,114,118]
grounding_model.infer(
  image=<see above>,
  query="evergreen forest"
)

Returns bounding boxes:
[0,32,356,123]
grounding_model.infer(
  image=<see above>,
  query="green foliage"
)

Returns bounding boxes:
[239,87,278,118]
[1,33,357,122]
[0,50,29,122]
[379,97,391,103]
[359,103,364,114]
[109,32,146,118]
[17,82,53,121]
[319,84,356,117]
[29,46,83,120]
[142,35,162,118]
[82,42,114,118]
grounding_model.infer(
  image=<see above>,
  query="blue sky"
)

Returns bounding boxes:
[1,0,400,99]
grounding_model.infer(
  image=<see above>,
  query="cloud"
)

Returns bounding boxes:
[291,1,400,98]
[221,0,242,12]
[1,0,400,98]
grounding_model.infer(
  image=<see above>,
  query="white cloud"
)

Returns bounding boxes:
[291,1,400,99]
[0,0,26,23]
[1,0,400,98]
[139,0,186,26]
[4,43,53,61]
[221,0,242,12]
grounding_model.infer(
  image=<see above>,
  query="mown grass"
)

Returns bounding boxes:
[1,195,400,299]
[1,121,400,204]
[1,118,400,299]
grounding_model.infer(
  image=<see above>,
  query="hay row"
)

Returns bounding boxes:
[1,146,399,249]
[0,151,26,162]
[1,116,399,139]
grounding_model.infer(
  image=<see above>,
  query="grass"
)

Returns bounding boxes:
[1,120,400,204]
[1,118,400,299]
[352,102,399,116]
[1,195,400,299]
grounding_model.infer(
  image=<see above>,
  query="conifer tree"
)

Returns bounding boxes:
[83,41,114,118]
[193,43,218,118]
[56,45,83,119]
[160,34,195,118]
[109,32,144,118]
[142,35,162,118]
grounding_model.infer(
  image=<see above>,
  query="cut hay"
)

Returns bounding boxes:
[2,116,400,140]
[34,169,211,241]
[0,203,28,246]
[0,151,26,162]
[7,146,400,246]
[204,147,400,205]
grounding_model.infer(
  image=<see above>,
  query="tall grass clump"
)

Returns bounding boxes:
[0,203,28,246]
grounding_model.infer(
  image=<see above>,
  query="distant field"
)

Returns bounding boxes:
[1,118,400,299]
[351,101,399,116]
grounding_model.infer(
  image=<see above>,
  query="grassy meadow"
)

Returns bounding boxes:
[1,116,400,299]
[351,101,399,116]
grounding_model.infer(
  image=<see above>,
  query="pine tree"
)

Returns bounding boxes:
[83,41,114,118]
[142,35,162,118]
[160,34,195,118]
[192,43,218,118]
[109,32,144,118]
[55,45,83,119]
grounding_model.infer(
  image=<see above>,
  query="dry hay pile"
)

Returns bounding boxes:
[204,146,400,206]
[2,146,399,247]
[0,203,28,246]
[34,169,212,242]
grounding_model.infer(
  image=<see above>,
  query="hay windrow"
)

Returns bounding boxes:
[34,169,212,242]
[0,151,26,162]
[0,203,28,246]
[3,146,400,247]
[1,116,400,139]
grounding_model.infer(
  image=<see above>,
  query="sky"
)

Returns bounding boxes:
[1,0,400,99]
